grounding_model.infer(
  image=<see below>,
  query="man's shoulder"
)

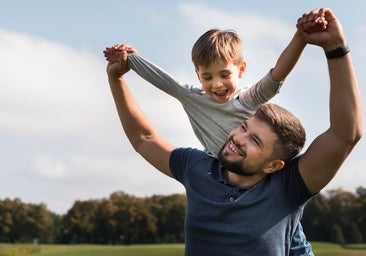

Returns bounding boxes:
[172,147,214,161]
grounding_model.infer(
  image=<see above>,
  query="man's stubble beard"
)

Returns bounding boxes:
[218,144,258,177]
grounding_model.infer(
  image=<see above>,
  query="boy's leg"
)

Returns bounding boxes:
[289,222,314,256]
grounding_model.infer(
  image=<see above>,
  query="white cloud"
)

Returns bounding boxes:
[32,155,68,179]
[0,28,108,136]
[178,2,292,40]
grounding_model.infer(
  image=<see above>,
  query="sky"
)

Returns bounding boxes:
[0,0,365,215]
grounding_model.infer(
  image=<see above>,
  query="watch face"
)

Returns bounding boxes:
[326,45,350,59]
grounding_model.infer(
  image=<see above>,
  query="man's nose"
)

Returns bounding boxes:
[233,133,248,146]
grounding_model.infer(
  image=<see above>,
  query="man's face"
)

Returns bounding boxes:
[218,116,278,177]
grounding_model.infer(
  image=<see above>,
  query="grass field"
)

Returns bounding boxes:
[0,242,365,256]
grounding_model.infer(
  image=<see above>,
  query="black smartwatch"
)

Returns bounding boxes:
[325,45,350,59]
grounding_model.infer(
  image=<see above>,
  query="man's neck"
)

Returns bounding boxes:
[225,170,267,188]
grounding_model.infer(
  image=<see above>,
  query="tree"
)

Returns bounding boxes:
[62,200,99,243]
[151,194,185,243]
[303,187,366,244]
[0,198,55,243]
[0,199,13,242]
[329,225,346,245]
[110,192,158,244]
[94,198,118,244]
[302,193,330,241]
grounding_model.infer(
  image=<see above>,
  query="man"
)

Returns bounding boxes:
[106,8,362,256]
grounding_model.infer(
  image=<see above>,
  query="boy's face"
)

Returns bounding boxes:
[196,61,246,103]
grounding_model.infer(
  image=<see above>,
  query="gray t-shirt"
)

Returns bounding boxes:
[128,53,283,157]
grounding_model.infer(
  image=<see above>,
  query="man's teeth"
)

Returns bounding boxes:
[229,142,239,153]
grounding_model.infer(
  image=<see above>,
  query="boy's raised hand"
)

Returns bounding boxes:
[103,43,138,63]
[297,8,328,34]
[104,44,137,78]
[297,8,345,51]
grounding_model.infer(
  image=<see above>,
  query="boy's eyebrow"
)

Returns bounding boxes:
[200,72,212,76]
[200,69,232,75]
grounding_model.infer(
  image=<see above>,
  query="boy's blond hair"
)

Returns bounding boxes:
[191,29,244,69]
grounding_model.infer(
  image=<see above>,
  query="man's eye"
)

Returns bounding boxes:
[252,138,260,146]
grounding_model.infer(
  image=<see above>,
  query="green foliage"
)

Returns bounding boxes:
[0,199,55,243]
[59,192,186,244]
[330,225,346,245]
[303,187,366,245]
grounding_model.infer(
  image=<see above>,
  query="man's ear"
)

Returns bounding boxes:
[239,61,247,78]
[263,160,285,174]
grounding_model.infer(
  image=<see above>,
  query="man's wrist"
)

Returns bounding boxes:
[325,45,350,59]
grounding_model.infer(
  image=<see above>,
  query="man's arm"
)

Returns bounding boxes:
[106,53,174,177]
[297,8,362,194]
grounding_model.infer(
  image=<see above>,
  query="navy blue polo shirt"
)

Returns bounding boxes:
[170,147,312,256]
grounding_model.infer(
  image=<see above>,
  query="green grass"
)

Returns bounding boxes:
[0,244,41,256]
[31,244,185,256]
[1,242,366,256]
[311,242,366,256]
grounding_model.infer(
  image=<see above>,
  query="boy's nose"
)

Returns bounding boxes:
[212,79,224,89]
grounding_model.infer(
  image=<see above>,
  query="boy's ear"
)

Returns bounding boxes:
[239,61,247,78]
[263,160,285,174]
[195,69,202,83]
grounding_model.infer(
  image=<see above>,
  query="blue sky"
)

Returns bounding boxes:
[1,0,365,214]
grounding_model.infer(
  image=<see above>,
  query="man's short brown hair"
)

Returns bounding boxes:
[254,103,306,161]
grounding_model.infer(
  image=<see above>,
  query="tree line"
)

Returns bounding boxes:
[0,187,365,245]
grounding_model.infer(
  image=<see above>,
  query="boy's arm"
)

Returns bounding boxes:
[127,53,191,98]
[270,30,306,82]
[240,17,327,110]
[271,18,326,82]
[105,44,190,98]
[106,55,174,178]
[297,8,362,194]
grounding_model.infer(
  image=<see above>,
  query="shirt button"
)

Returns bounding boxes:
[229,197,235,202]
